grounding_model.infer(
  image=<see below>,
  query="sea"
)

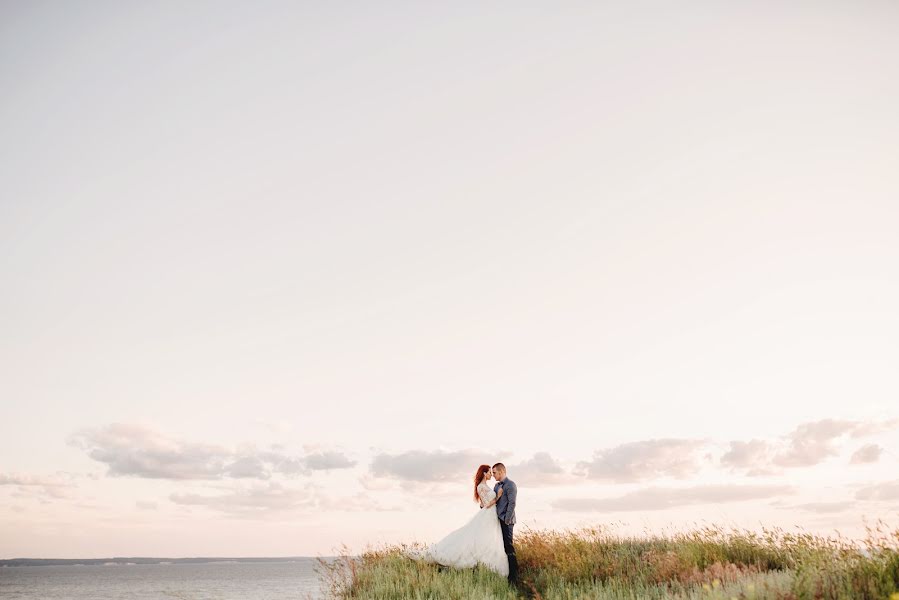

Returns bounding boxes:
[0,559,327,599]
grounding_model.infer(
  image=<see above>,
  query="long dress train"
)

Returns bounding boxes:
[418,481,509,577]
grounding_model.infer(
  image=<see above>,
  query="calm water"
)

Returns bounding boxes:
[0,560,326,600]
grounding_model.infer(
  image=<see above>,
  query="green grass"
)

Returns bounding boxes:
[319,522,899,599]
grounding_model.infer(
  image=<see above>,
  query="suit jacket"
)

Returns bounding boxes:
[494,478,517,525]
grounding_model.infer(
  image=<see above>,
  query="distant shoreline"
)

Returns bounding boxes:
[0,557,332,567]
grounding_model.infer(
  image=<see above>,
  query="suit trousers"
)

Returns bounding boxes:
[499,520,519,582]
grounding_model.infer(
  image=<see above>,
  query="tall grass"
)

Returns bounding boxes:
[320,523,899,599]
[318,543,518,600]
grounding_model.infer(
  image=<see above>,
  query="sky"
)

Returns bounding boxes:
[1,0,899,558]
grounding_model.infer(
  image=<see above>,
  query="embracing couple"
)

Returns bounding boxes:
[421,462,519,584]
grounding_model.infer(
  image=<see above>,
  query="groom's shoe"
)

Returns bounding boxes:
[507,556,519,585]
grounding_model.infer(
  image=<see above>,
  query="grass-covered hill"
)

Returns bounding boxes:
[320,523,899,599]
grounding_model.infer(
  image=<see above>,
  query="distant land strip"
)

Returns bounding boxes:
[0,557,329,567]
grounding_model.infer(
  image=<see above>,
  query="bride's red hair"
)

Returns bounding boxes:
[473,464,490,502]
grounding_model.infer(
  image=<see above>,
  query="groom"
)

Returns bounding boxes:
[492,463,519,584]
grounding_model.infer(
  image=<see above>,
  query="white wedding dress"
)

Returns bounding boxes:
[419,481,509,577]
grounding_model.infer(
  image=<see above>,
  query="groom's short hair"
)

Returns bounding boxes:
[492,462,505,470]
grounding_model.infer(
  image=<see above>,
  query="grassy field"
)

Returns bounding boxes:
[319,522,899,599]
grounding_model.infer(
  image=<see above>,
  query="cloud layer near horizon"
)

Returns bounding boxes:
[69,424,356,481]
[4,414,899,558]
[42,417,899,520]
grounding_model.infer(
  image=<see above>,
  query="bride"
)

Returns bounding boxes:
[419,464,509,577]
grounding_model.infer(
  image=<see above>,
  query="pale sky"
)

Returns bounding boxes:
[2,1,899,558]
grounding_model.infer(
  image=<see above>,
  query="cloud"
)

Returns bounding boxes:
[263,450,357,476]
[849,419,899,438]
[720,440,778,476]
[305,451,357,471]
[169,483,392,517]
[723,418,898,474]
[0,472,76,499]
[170,482,317,516]
[225,456,271,479]
[789,501,854,514]
[266,454,308,477]
[575,439,704,483]
[508,453,575,487]
[71,423,355,480]
[337,492,399,512]
[772,419,859,468]
[70,424,230,480]
[855,480,899,502]
[849,444,882,465]
[370,449,485,482]
[553,484,793,512]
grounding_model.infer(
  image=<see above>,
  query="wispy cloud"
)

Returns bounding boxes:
[575,439,705,483]
[369,449,486,482]
[169,483,392,517]
[553,484,794,512]
[305,451,357,470]
[0,472,76,500]
[856,480,899,502]
[720,440,777,476]
[509,452,576,487]
[69,424,230,480]
[70,424,355,480]
[721,419,898,475]
[849,444,882,465]
[224,456,271,479]
[170,482,316,516]
[848,419,899,438]
[772,419,859,468]
[788,501,854,514]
